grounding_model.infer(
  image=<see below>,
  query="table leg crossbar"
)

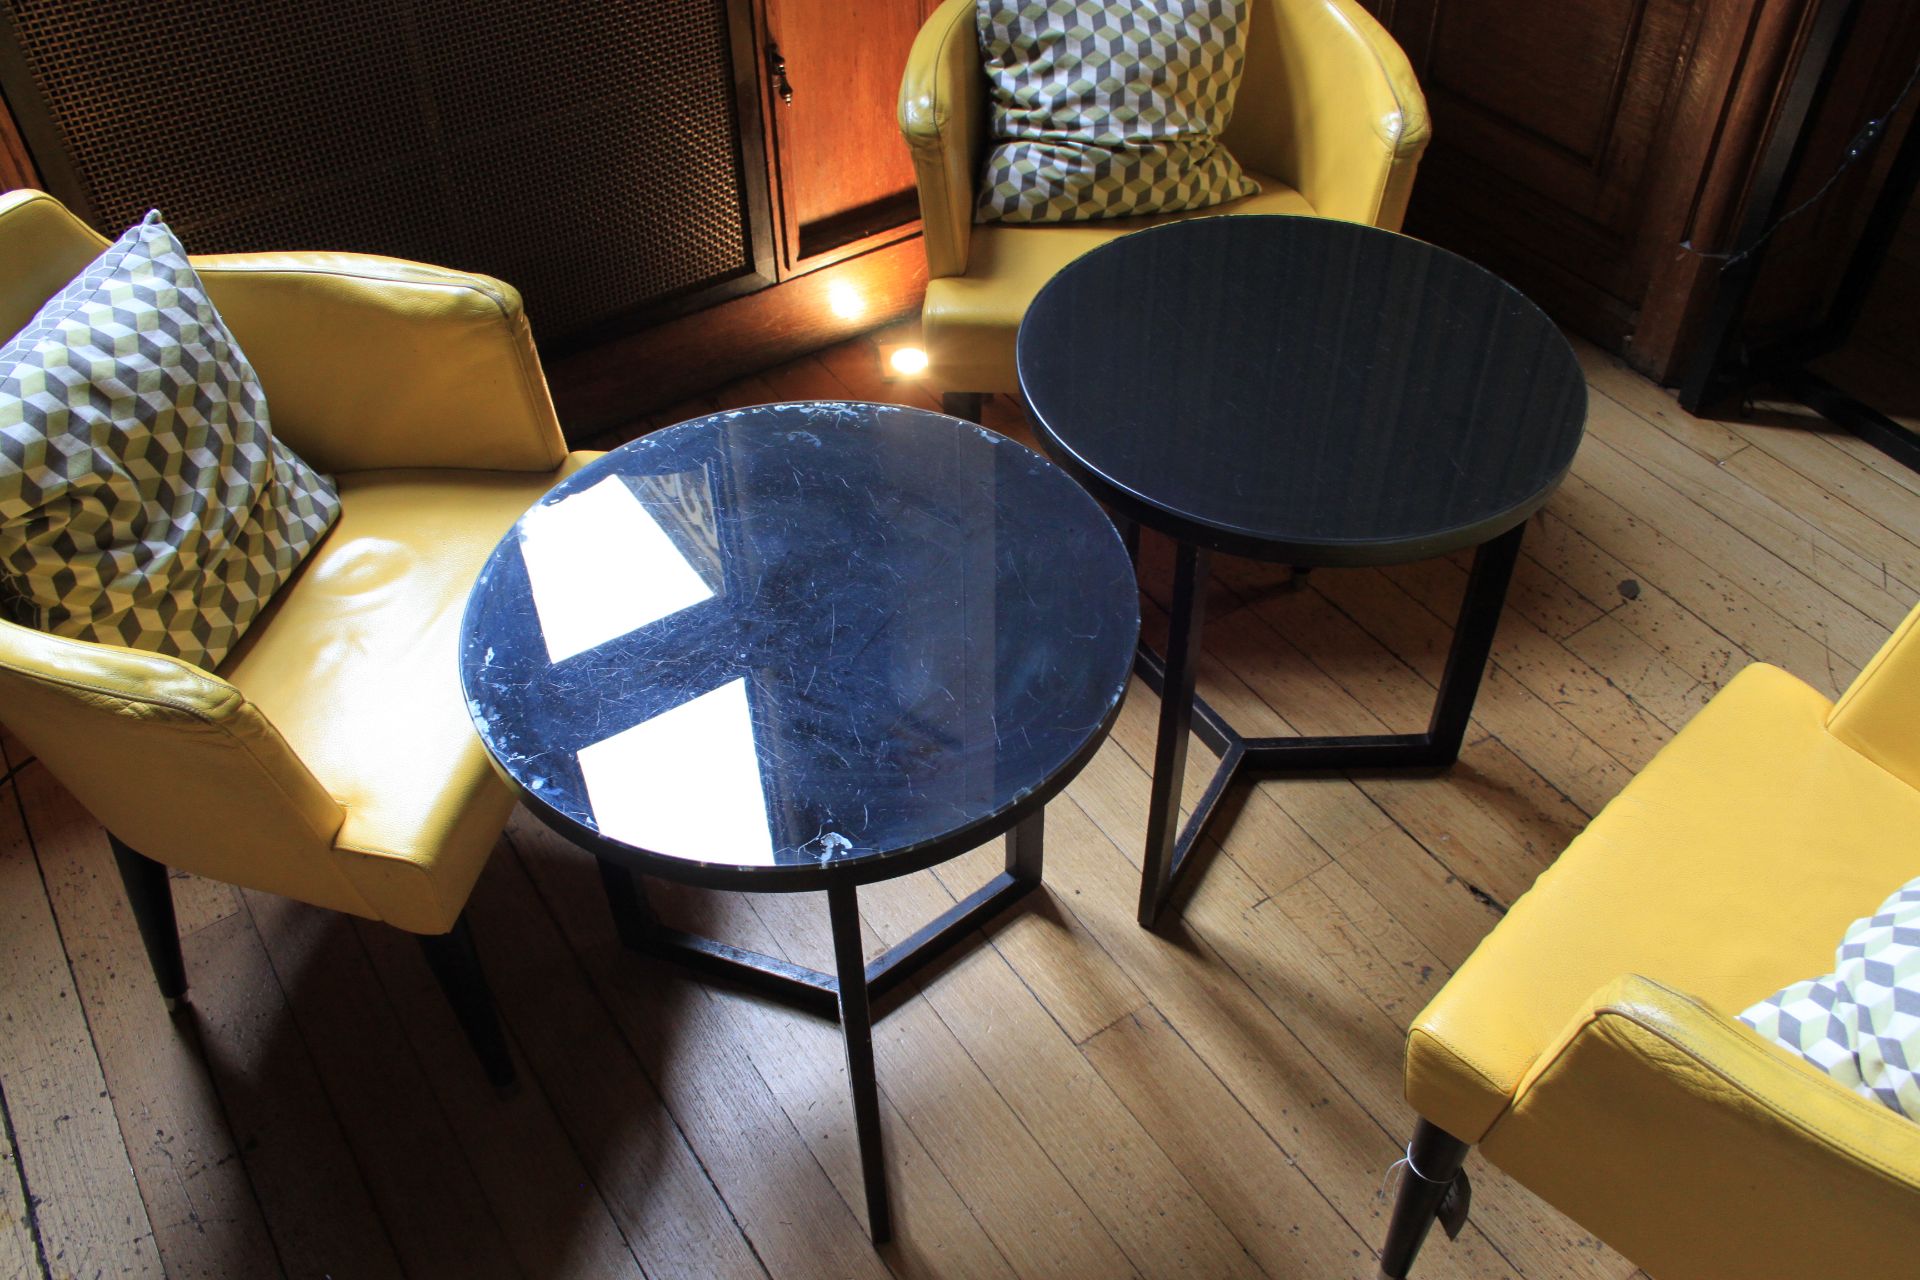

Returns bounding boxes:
[596,811,1046,1242]
[1135,524,1525,929]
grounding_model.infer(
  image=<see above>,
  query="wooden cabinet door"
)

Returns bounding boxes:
[1367,0,1706,334]
[757,0,945,272]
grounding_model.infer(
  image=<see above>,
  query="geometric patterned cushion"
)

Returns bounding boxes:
[0,211,339,671]
[1739,874,1920,1121]
[975,0,1261,224]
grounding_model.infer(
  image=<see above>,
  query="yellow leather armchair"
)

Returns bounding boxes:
[1383,601,1920,1278]
[0,190,598,1084]
[897,0,1431,418]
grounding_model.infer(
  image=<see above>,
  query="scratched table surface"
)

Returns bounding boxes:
[459,400,1138,888]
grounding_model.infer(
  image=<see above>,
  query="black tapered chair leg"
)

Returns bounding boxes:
[418,913,516,1088]
[942,391,986,423]
[106,833,187,1010]
[1379,1120,1472,1279]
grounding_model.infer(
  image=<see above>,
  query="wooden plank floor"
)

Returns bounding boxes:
[3,295,1916,1279]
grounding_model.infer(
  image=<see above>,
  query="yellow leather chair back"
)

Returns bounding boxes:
[899,0,984,282]
[1222,0,1430,230]
[1828,601,1920,790]
[0,189,109,340]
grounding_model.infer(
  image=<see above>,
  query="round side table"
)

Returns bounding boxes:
[459,400,1138,1240]
[1017,216,1587,929]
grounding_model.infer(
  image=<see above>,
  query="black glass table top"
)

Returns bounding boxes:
[1017,215,1588,564]
[460,401,1138,888]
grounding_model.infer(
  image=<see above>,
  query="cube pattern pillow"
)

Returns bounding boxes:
[0,211,339,671]
[976,0,1262,224]
[1739,874,1920,1120]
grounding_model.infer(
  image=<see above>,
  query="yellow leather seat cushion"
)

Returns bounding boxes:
[218,458,593,934]
[1407,662,1920,1143]
[923,174,1315,393]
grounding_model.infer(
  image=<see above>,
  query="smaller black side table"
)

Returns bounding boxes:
[1017,216,1587,930]
[459,402,1137,1241]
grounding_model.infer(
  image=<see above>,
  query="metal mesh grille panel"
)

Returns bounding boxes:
[4,0,753,341]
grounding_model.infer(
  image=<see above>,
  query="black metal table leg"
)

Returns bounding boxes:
[597,857,658,952]
[1779,368,1920,476]
[829,882,890,1243]
[598,859,842,1017]
[1139,541,1210,929]
[1423,523,1526,762]
[1006,809,1043,884]
[597,837,1050,1006]
[1134,524,1527,930]
[592,817,1054,1243]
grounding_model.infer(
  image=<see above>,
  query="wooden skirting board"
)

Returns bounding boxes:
[545,236,930,445]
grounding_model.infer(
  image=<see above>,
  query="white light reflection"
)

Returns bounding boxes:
[827,280,866,320]
[577,679,776,865]
[519,476,714,664]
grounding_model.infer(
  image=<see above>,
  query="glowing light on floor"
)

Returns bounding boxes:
[888,346,929,376]
[827,280,866,320]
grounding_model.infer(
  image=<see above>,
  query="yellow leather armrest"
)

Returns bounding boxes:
[1482,975,1920,1277]
[1223,0,1430,230]
[0,190,110,342]
[0,622,381,919]
[194,252,568,475]
[1827,599,1920,790]
[899,0,985,279]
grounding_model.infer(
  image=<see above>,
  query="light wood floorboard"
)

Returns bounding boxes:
[0,303,1914,1278]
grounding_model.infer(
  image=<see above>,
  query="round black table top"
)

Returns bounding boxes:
[459,401,1138,889]
[1017,216,1588,564]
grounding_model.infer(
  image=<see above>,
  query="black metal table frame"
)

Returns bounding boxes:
[592,812,1045,1245]
[520,680,1126,1244]
[462,400,1139,1248]
[1132,522,1525,930]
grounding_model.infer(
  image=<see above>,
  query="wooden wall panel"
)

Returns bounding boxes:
[759,0,943,265]
[1358,0,1920,382]
[0,89,36,192]
[1628,0,1920,377]
[1738,0,1920,345]
[1421,0,1650,171]
[764,0,923,229]
[1620,0,1791,376]
[1388,0,1702,335]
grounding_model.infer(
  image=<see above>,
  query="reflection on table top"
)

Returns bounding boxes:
[460,401,1138,886]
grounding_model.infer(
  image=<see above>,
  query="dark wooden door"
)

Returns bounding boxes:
[1367,0,1707,339]
[757,0,944,272]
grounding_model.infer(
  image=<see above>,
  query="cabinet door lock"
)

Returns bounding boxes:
[768,42,794,104]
